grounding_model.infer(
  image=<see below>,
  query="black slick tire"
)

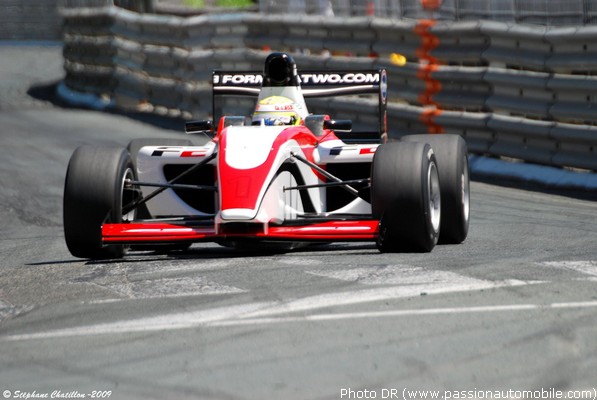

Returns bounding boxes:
[63,146,137,259]
[371,141,441,252]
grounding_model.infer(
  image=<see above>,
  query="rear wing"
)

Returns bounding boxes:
[212,69,388,136]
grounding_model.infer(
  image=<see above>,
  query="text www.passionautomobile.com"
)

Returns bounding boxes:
[339,387,597,400]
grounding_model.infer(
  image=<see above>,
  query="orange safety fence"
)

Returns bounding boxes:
[414,18,444,134]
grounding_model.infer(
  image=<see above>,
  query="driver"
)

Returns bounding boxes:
[252,96,302,126]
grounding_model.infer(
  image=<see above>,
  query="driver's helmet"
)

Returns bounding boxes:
[252,96,301,126]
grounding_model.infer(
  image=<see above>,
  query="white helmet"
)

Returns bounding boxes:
[252,96,301,126]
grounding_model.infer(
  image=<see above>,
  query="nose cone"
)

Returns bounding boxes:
[217,126,284,220]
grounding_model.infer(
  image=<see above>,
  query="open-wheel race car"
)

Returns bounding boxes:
[63,52,470,259]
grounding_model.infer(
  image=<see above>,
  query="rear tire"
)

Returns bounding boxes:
[401,134,469,244]
[371,141,441,252]
[64,146,138,259]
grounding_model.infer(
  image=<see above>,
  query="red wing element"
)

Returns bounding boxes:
[264,221,378,240]
[102,223,216,243]
[102,221,379,244]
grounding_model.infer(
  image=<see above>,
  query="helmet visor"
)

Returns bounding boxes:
[252,112,299,126]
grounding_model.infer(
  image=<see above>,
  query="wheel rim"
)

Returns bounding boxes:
[462,156,470,223]
[428,161,441,233]
[121,167,137,222]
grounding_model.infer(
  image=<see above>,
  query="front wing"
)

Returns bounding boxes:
[102,220,379,244]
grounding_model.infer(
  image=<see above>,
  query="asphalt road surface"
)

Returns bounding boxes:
[1,45,596,400]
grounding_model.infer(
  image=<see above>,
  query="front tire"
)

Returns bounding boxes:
[64,146,138,259]
[371,141,441,252]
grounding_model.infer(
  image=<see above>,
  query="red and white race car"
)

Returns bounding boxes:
[63,52,469,259]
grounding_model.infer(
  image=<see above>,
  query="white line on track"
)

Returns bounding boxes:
[209,300,597,327]
[2,302,275,341]
[240,277,537,318]
[5,262,596,341]
[4,300,597,341]
[539,261,597,277]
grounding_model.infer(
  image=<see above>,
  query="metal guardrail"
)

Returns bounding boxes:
[0,0,62,40]
[61,6,597,171]
[259,0,597,26]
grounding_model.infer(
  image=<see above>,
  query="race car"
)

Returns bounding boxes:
[63,52,470,259]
